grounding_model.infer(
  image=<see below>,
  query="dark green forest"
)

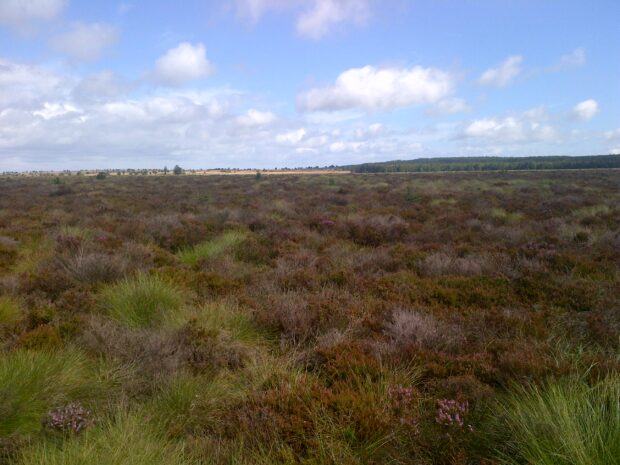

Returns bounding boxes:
[344,154,620,173]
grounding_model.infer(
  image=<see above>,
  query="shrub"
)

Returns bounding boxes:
[383,308,465,353]
[492,374,620,465]
[46,402,93,434]
[56,252,127,285]
[177,231,246,265]
[99,274,183,328]
[0,349,98,437]
[341,215,408,246]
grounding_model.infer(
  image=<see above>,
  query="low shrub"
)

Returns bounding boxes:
[383,308,465,353]
[341,215,408,246]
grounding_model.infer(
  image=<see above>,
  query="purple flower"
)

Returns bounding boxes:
[435,399,473,431]
[46,403,93,433]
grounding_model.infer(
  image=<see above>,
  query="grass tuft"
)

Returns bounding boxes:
[99,274,184,328]
[0,295,21,327]
[493,374,620,465]
[18,411,190,465]
[0,349,101,438]
[177,231,247,265]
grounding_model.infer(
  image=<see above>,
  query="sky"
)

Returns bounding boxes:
[0,0,619,171]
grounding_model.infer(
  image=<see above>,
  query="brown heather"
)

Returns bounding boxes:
[0,170,618,464]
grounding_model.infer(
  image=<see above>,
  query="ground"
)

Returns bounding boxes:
[0,171,618,464]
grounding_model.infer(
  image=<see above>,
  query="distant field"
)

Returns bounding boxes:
[0,170,618,464]
[5,169,350,177]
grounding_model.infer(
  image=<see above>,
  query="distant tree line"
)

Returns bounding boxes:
[344,155,620,173]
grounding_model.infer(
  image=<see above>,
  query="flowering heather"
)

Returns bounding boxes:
[435,399,473,431]
[388,385,419,432]
[46,403,93,434]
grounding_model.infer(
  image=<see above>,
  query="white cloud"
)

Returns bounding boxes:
[478,55,522,87]
[0,0,66,31]
[297,65,454,112]
[234,0,370,39]
[605,128,620,140]
[296,0,370,39]
[72,71,131,101]
[354,122,383,138]
[276,128,307,144]
[50,23,120,62]
[234,0,293,22]
[236,108,276,126]
[33,102,81,120]
[572,99,599,121]
[463,111,556,142]
[154,42,214,86]
[430,97,469,115]
[0,58,68,109]
[559,47,586,68]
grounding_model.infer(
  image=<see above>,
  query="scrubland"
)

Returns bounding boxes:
[0,171,618,464]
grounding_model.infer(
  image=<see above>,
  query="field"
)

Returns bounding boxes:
[0,171,619,464]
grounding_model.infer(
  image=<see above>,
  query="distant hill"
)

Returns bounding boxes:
[342,154,620,173]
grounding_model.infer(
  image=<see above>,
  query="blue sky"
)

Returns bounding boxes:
[0,0,618,170]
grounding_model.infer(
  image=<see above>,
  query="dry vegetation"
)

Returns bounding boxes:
[0,170,618,464]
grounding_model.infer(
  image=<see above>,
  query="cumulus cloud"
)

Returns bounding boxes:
[297,65,454,112]
[0,0,66,31]
[72,71,131,102]
[604,128,620,140]
[154,42,214,86]
[234,0,370,39]
[463,109,556,142]
[559,47,586,68]
[236,108,277,126]
[0,58,68,109]
[50,23,120,62]
[296,0,370,39]
[572,99,599,121]
[429,98,469,115]
[276,128,307,144]
[478,55,522,87]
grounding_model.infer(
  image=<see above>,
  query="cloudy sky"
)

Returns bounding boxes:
[0,0,619,171]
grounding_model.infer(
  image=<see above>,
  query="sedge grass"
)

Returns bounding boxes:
[494,374,620,465]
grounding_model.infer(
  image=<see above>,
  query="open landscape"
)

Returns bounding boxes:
[1,169,618,464]
[1,1,619,463]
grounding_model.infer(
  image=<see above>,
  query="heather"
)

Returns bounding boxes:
[0,170,618,464]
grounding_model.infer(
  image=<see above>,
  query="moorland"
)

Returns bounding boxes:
[0,170,618,464]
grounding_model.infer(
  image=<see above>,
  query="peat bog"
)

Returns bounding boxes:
[0,170,619,464]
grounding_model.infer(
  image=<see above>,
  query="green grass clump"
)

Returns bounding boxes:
[192,301,264,344]
[493,374,620,465]
[0,349,99,437]
[99,274,183,328]
[0,295,21,326]
[18,412,189,465]
[177,231,246,265]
